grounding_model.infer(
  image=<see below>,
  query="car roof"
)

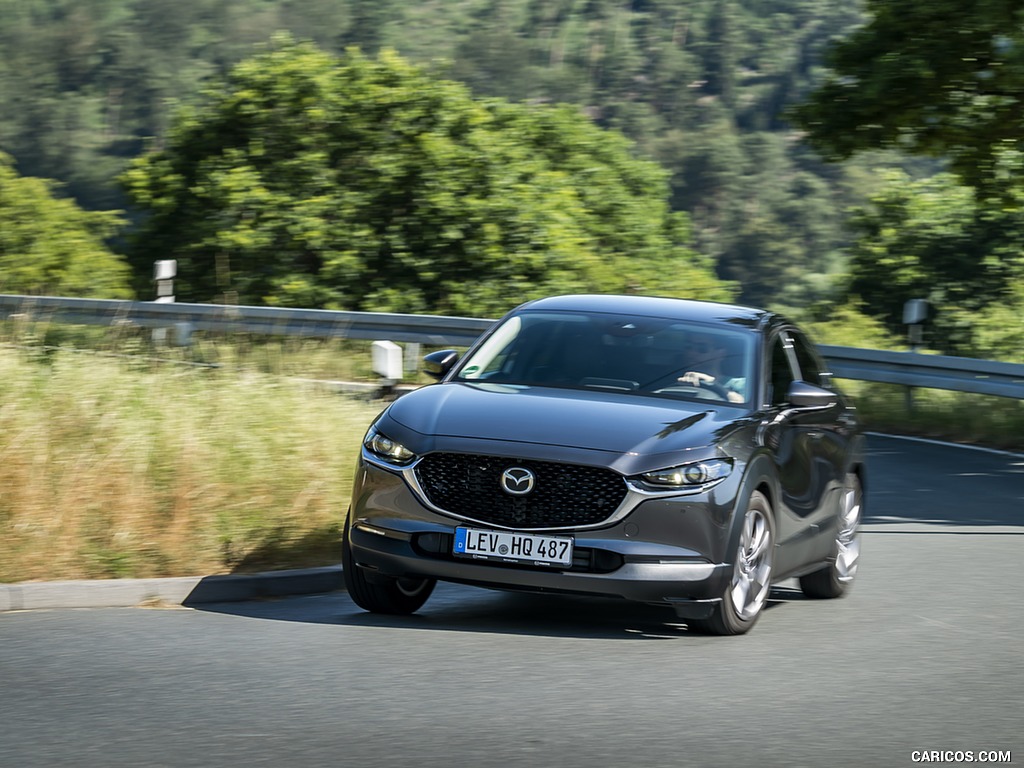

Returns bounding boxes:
[514,294,772,329]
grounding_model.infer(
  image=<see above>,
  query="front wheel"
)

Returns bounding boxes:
[691,490,775,636]
[342,519,436,614]
[800,472,863,599]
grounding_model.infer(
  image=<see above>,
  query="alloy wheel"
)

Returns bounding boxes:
[835,476,863,583]
[730,503,774,621]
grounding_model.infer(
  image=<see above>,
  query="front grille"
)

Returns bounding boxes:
[413,453,628,529]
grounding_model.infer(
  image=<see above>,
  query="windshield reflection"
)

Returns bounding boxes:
[455,310,754,407]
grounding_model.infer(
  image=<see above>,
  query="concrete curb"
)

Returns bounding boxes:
[0,564,344,612]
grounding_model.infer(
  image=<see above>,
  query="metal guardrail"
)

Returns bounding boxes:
[0,294,492,346]
[819,345,1024,400]
[2,294,1023,399]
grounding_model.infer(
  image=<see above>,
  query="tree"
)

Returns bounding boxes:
[793,0,1024,194]
[969,278,1024,362]
[121,37,732,315]
[339,0,396,54]
[703,0,738,110]
[0,152,131,298]
[842,170,1024,356]
[0,0,867,311]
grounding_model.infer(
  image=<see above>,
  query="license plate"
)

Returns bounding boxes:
[454,527,574,567]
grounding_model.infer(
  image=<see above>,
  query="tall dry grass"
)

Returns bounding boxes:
[0,347,384,582]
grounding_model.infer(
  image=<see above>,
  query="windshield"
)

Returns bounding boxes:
[455,310,754,406]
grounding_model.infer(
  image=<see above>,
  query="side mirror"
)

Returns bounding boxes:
[787,380,838,410]
[423,349,459,380]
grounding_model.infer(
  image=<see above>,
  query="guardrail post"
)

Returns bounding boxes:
[371,340,403,397]
[153,260,177,344]
[902,300,928,415]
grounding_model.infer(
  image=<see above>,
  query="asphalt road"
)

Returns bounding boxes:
[1,435,1021,768]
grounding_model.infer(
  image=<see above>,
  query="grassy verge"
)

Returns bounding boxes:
[0,346,385,583]
[838,380,1024,452]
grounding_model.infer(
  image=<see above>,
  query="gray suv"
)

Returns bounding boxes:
[344,295,865,634]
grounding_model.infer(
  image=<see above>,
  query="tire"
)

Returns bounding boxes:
[691,490,775,636]
[342,518,436,614]
[799,472,863,599]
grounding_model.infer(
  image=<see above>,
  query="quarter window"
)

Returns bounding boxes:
[790,331,828,387]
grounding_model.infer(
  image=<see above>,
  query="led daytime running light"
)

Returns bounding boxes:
[364,426,416,464]
[640,459,732,488]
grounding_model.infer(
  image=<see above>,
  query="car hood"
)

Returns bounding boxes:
[384,382,741,459]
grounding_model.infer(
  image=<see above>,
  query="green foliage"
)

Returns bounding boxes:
[843,383,1024,452]
[433,0,866,307]
[793,0,1024,195]
[796,298,903,351]
[0,0,867,310]
[12,0,1023,340]
[692,131,850,308]
[841,170,1024,358]
[0,0,356,210]
[0,153,131,297]
[967,278,1024,363]
[122,39,732,315]
[791,0,1024,361]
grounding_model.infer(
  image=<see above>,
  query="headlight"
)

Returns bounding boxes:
[363,425,417,465]
[638,458,733,489]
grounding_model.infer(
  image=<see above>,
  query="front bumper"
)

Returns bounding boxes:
[348,458,739,608]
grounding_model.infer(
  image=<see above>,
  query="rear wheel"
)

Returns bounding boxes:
[691,490,775,636]
[800,473,863,599]
[342,519,436,614]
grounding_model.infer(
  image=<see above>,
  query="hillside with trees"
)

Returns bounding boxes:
[120,39,729,314]
[1,0,1022,360]
[0,0,865,308]
[795,0,1024,360]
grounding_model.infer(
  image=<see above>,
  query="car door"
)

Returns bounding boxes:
[787,329,852,558]
[762,329,840,571]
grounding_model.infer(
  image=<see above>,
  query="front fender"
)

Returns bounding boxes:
[705,450,779,595]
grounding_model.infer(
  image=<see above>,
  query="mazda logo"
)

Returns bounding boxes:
[500,467,535,496]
